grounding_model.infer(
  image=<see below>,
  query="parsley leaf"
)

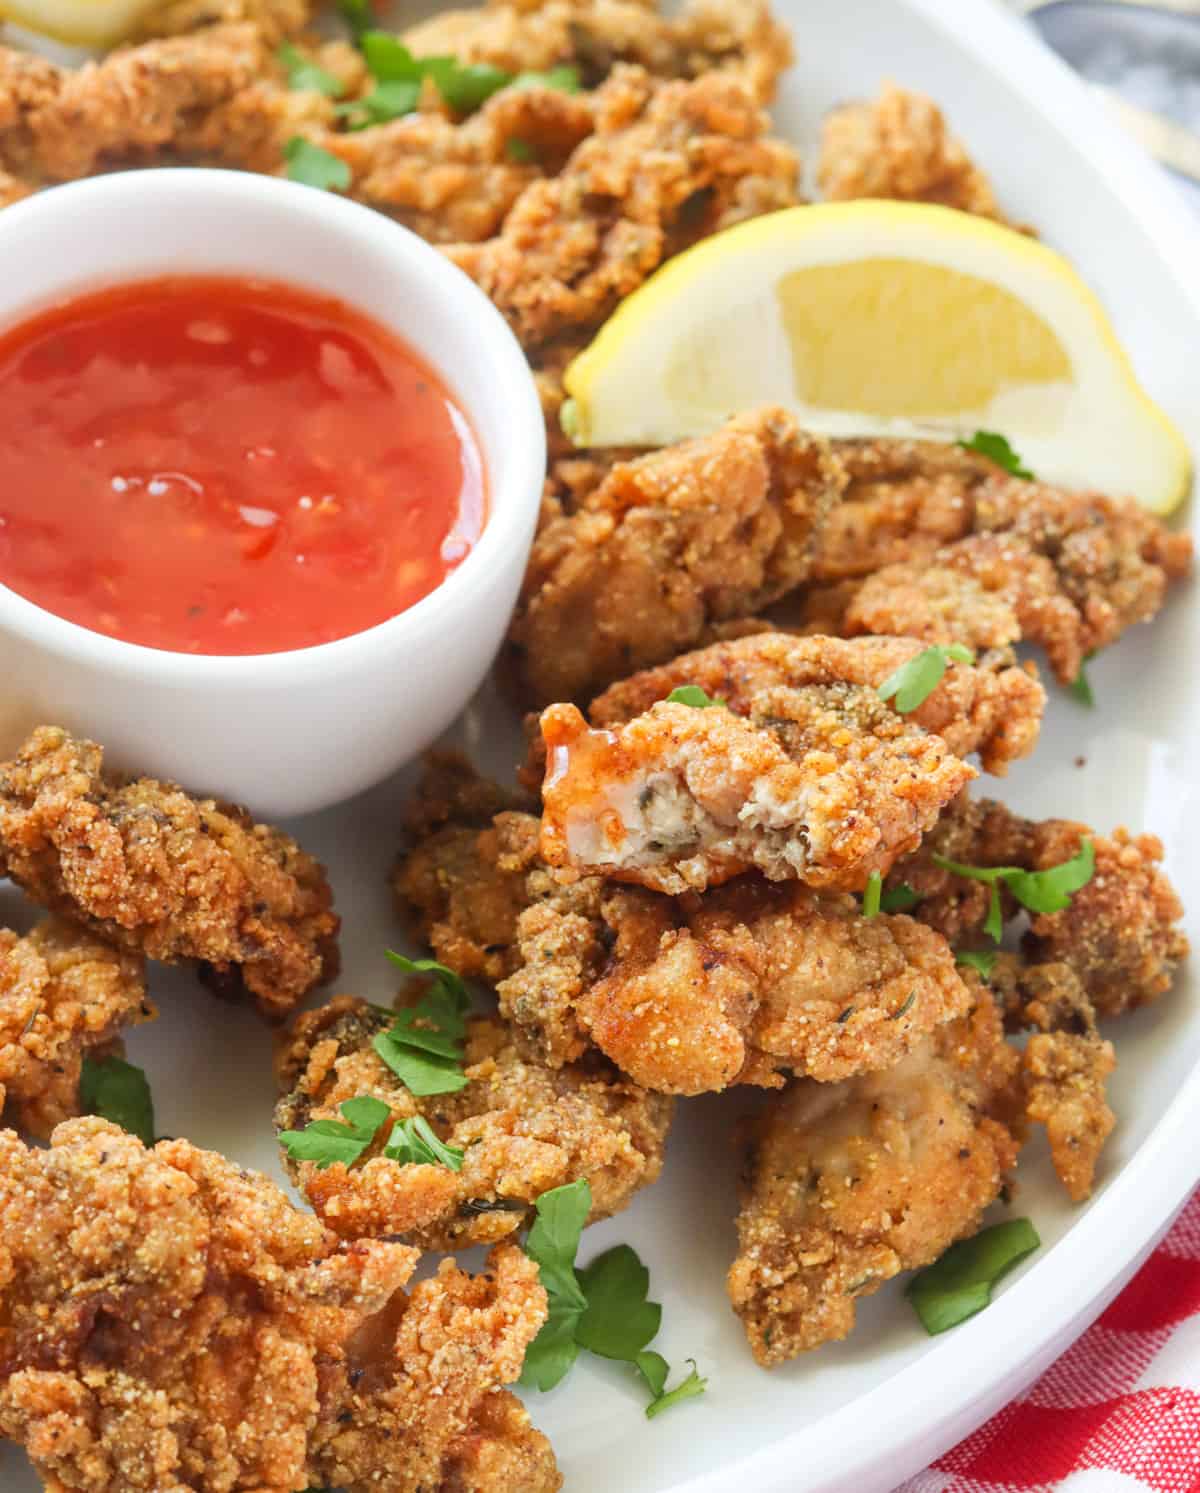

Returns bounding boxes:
[513,64,581,93]
[284,138,351,191]
[877,643,976,713]
[1068,653,1096,708]
[359,31,423,80]
[880,882,922,913]
[384,1115,464,1171]
[520,1180,590,1391]
[373,952,472,1096]
[665,685,724,709]
[519,1183,706,1418]
[956,949,998,981]
[862,871,882,918]
[933,839,1094,941]
[80,1055,155,1147]
[278,41,345,97]
[505,137,536,162]
[907,1218,1040,1334]
[437,60,511,112]
[337,0,371,36]
[957,430,1034,480]
[338,78,422,127]
[278,1094,390,1170]
[644,1360,707,1419]
[576,1246,662,1361]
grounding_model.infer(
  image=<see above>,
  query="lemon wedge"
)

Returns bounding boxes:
[0,0,167,47]
[563,202,1191,514]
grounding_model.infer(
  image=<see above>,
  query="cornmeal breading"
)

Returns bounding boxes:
[589,632,1045,776]
[0,918,152,1139]
[446,67,800,349]
[0,726,339,1019]
[727,985,1023,1365]
[403,0,792,103]
[508,412,845,706]
[538,687,974,893]
[0,1119,558,1493]
[818,83,1021,227]
[275,995,672,1250]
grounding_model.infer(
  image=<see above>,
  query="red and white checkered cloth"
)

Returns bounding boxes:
[900,1191,1200,1493]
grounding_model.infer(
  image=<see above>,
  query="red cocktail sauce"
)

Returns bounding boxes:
[0,276,486,654]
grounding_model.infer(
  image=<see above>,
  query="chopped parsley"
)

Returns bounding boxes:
[877,643,976,713]
[372,952,472,1095]
[80,1055,156,1147]
[933,838,1095,943]
[505,137,536,163]
[336,0,371,36]
[907,1218,1040,1334]
[880,882,923,914]
[862,871,882,919]
[278,41,345,97]
[278,1094,390,1170]
[665,685,724,709]
[520,1181,705,1418]
[384,1115,464,1171]
[338,36,580,128]
[956,948,999,981]
[284,138,351,191]
[957,430,1034,480]
[1068,653,1096,708]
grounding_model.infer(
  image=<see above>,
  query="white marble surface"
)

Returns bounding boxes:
[1026,0,1200,209]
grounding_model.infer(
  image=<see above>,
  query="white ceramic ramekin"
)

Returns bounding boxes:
[0,169,545,817]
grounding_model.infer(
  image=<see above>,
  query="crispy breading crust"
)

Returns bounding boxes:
[0,918,152,1139]
[538,688,974,893]
[727,985,1023,1365]
[446,67,800,349]
[508,411,845,707]
[0,1118,558,1493]
[0,726,339,1019]
[403,0,792,103]
[589,632,1045,776]
[274,995,672,1249]
[817,83,1024,228]
[889,796,1189,1016]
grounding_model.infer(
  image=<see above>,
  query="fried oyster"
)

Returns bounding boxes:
[537,684,975,894]
[275,994,672,1250]
[0,1118,558,1493]
[806,437,1191,683]
[0,726,338,1018]
[817,82,1021,227]
[508,412,845,707]
[0,917,151,1139]
[588,631,1045,776]
[887,793,1189,1016]
[727,983,1023,1365]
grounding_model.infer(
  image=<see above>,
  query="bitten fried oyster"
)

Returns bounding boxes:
[274,994,672,1249]
[0,917,152,1138]
[727,982,1023,1365]
[537,684,975,894]
[0,1119,559,1493]
[0,726,339,1018]
[509,413,845,708]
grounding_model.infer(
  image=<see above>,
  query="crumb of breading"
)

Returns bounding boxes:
[0,918,152,1139]
[274,995,672,1250]
[0,726,339,1019]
